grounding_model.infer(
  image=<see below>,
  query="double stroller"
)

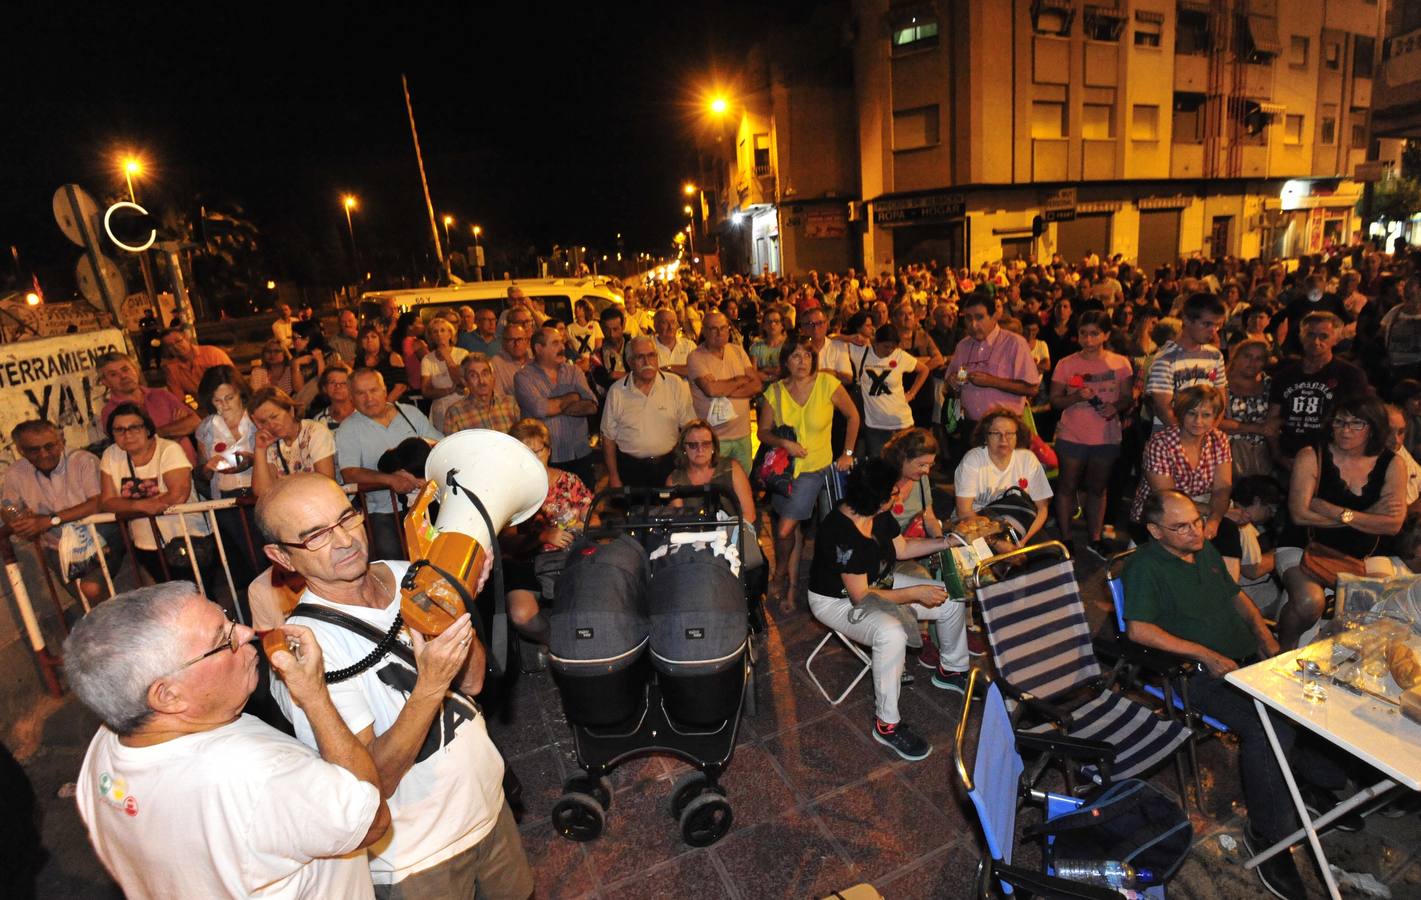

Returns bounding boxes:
[546,485,756,847]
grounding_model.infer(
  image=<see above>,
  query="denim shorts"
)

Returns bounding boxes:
[772,466,830,522]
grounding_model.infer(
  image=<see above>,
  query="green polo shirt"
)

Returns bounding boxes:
[1121,539,1257,661]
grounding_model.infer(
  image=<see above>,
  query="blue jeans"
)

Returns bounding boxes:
[1186,671,1347,842]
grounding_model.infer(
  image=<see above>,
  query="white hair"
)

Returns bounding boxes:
[63,582,199,734]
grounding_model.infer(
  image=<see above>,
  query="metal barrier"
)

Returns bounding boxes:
[3,482,406,697]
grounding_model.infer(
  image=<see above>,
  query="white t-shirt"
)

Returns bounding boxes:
[76,715,379,900]
[858,347,920,430]
[954,447,1054,511]
[100,438,211,550]
[272,561,506,885]
[420,347,469,392]
[818,339,854,380]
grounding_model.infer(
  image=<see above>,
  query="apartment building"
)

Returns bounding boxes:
[701,1,1390,276]
[852,0,1387,273]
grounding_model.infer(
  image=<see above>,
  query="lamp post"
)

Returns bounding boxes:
[341,195,360,286]
[471,224,484,281]
[117,154,158,306]
[122,157,143,203]
[441,215,454,268]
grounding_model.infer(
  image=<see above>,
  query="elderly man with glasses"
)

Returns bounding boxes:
[68,581,389,898]
[256,473,531,900]
[3,419,123,604]
[1123,489,1353,900]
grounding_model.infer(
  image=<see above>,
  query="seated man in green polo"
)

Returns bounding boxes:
[1124,489,1351,900]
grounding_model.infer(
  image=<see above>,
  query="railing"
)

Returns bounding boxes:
[2,483,406,697]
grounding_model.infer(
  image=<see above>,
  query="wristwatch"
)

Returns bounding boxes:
[49,515,62,528]
[843,449,855,457]
[1339,509,1355,525]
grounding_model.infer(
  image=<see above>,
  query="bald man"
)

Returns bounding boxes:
[256,474,530,899]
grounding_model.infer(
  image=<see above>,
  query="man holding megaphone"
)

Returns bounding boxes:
[256,473,534,899]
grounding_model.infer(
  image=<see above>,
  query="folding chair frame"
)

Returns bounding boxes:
[953,668,1123,900]
[805,630,873,706]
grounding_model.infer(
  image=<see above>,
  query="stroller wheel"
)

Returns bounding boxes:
[551,792,605,842]
[680,792,733,846]
[668,771,724,818]
[565,775,613,810]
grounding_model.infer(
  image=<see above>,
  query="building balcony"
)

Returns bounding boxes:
[1032,138,1068,182]
[752,164,775,179]
[1174,54,1208,92]
[1171,143,1205,178]
[1083,139,1118,180]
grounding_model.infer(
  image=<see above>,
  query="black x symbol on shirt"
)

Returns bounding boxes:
[866,368,893,397]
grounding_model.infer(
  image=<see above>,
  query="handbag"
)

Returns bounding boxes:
[161,532,217,574]
[1300,539,1371,589]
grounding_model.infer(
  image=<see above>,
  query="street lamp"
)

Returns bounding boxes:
[341,194,360,284]
[121,156,144,203]
[442,214,454,249]
[709,96,728,116]
[683,182,697,196]
[683,204,693,216]
[471,224,484,281]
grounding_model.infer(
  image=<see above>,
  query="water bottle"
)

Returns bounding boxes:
[1053,859,1152,889]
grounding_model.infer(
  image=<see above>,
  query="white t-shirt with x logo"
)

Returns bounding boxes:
[858,347,919,430]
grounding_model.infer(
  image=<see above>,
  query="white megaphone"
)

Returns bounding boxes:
[399,429,548,636]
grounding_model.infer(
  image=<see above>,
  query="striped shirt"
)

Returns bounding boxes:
[1145,340,1226,427]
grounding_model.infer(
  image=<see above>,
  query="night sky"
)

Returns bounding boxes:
[6,1,820,295]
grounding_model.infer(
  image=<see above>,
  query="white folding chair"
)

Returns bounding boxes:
[805,630,872,705]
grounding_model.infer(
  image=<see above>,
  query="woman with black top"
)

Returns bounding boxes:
[1277,393,1406,648]
[806,458,954,762]
[352,325,409,402]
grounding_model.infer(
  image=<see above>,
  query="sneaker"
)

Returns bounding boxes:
[872,719,932,761]
[917,634,940,669]
[967,628,987,657]
[900,671,915,686]
[931,666,969,695]
[1300,784,1364,833]
[1242,825,1307,900]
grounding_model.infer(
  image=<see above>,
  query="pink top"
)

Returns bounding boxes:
[1050,351,1133,446]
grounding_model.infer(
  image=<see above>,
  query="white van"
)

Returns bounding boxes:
[359,277,623,327]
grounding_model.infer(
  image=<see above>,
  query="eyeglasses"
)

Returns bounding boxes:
[1333,417,1368,432]
[1158,516,1203,536]
[173,617,242,672]
[276,507,366,552]
[684,440,714,450]
[112,424,150,436]
[986,431,1017,440]
[18,441,61,455]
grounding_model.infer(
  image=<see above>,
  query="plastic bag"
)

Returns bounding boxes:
[56,524,100,583]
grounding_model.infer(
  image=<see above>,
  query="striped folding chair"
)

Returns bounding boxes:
[973,542,1192,786]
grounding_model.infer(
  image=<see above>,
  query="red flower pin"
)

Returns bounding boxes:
[1018,478,1029,489]
[888,359,898,368]
[214,442,227,453]
[1069,375,1085,389]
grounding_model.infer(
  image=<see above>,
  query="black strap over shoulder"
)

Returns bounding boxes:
[289,603,412,682]
[442,468,509,676]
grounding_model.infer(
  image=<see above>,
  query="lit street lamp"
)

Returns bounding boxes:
[122,156,143,203]
[709,96,728,116]
[471,224,484,281]
[341,194,360,284]
[683,182,697,196]
[442,214,454,255]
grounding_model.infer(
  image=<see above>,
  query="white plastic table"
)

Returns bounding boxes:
[1227,648,1421,899]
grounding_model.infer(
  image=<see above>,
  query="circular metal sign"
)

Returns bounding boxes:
[52,184,100,248]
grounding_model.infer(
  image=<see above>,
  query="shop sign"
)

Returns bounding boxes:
[873,192,967,225]
[805,208,848,238]
[0,329,124,464]
[1043,188,1077,222]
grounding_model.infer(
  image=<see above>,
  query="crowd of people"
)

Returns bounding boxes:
[13,241,1421,897]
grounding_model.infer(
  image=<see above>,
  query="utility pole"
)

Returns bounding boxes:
[402,74,447,279]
